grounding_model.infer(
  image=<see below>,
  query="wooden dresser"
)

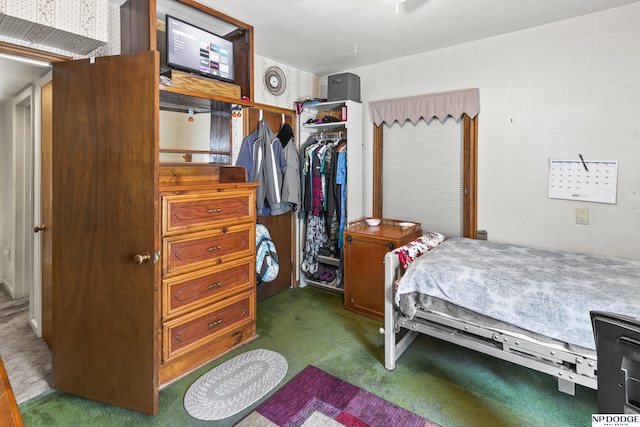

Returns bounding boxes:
[158,165,259,384]
[50,1,258,413]
[343,219,422,320]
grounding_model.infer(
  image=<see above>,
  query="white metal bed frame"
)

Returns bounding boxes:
[383,249,598,395]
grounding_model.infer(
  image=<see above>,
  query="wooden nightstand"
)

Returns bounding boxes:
[343,219,422,320]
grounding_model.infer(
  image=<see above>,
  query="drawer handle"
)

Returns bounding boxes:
[208,319,223,328]
[173,281,222,303]
[207,245,222,251]
[207,208,222,213]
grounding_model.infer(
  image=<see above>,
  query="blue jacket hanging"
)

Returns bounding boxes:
[236,120,289,215]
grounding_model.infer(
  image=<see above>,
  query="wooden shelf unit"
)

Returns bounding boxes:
[122,0,254,106]
[158,165,258,384]
[49,1,257,415]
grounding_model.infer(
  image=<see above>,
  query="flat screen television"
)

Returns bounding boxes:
[165,14,234,83]
[591,311,640,414]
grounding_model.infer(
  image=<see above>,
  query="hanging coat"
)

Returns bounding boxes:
[254,120,289,215]
[236,130,258,180]
[280,135,301,212]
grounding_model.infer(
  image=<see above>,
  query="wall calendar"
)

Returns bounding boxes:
[548,159,618,204]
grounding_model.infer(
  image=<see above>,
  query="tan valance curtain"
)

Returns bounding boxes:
[370,88,480,126]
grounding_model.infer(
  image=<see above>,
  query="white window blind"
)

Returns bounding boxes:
[382,118,463,238]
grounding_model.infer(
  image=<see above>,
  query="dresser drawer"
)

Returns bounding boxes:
[162,258,253,319]
[163,290,255,361]
[163,223,254,277]
[162,190,255,235]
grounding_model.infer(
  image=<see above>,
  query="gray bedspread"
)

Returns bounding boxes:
[395,237,640,350]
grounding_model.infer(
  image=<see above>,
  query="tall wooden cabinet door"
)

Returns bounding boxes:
[51,51,160,415]
[343,235,393,319]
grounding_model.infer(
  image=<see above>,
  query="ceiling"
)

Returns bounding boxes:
[2,0,639,104]
[199,0,640,76]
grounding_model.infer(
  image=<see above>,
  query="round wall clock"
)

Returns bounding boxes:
[264,66,286,96]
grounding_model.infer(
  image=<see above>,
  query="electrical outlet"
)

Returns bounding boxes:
[576,208,589,225]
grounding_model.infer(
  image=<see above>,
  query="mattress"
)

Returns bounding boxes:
[395,237,640,350]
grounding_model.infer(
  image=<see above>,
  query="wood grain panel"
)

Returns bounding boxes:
[159,322,255,384]
[163,290,255,360]
[163,258,253,318]
[162,190,253,234]
[163,224,253,277]
[52,51,160,415]
[0,356,23,427]
[166,70,241,99]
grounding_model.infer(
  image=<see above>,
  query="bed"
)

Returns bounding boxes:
[383,234,640,395]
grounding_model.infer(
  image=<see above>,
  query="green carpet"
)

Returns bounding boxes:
[19,286,597,426]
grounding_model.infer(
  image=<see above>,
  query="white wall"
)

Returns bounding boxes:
[332,3,640,260]
[230,55,319,164]
[0,88,35,300]
[0,101,16,294]
[159,110,213,163]
[254,55,319,109]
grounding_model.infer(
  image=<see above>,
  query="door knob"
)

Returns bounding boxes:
[33,224,46,233]
[133,252,151,264]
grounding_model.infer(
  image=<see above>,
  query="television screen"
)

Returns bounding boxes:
[591,311,640,414]
[166,14,234,83]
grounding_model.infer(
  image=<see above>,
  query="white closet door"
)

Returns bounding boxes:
[382,118,463,238]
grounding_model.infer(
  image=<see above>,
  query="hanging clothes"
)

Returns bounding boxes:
[300,134,348,269]
[298,135,316,219]
[335,141,348,250]
[236,129,259,180]
[300,137,343,216]
[277,123,301,212]
[277,123,294,149]
[301,214,328,277]
[236,119,289,216]
[322,140,341,250]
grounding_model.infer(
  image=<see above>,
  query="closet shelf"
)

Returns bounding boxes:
[317,255,339,266]
[305,279,343,294]
[302,122,348,131]
[300,100,347,111]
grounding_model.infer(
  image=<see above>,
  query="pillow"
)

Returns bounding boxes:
[395,231,445,269]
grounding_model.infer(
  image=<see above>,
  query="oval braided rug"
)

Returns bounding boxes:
[184,349,287,421]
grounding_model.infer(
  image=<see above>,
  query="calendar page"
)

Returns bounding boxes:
[548,159,618,204]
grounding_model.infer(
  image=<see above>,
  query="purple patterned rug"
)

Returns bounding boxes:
[236,365,440,426]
